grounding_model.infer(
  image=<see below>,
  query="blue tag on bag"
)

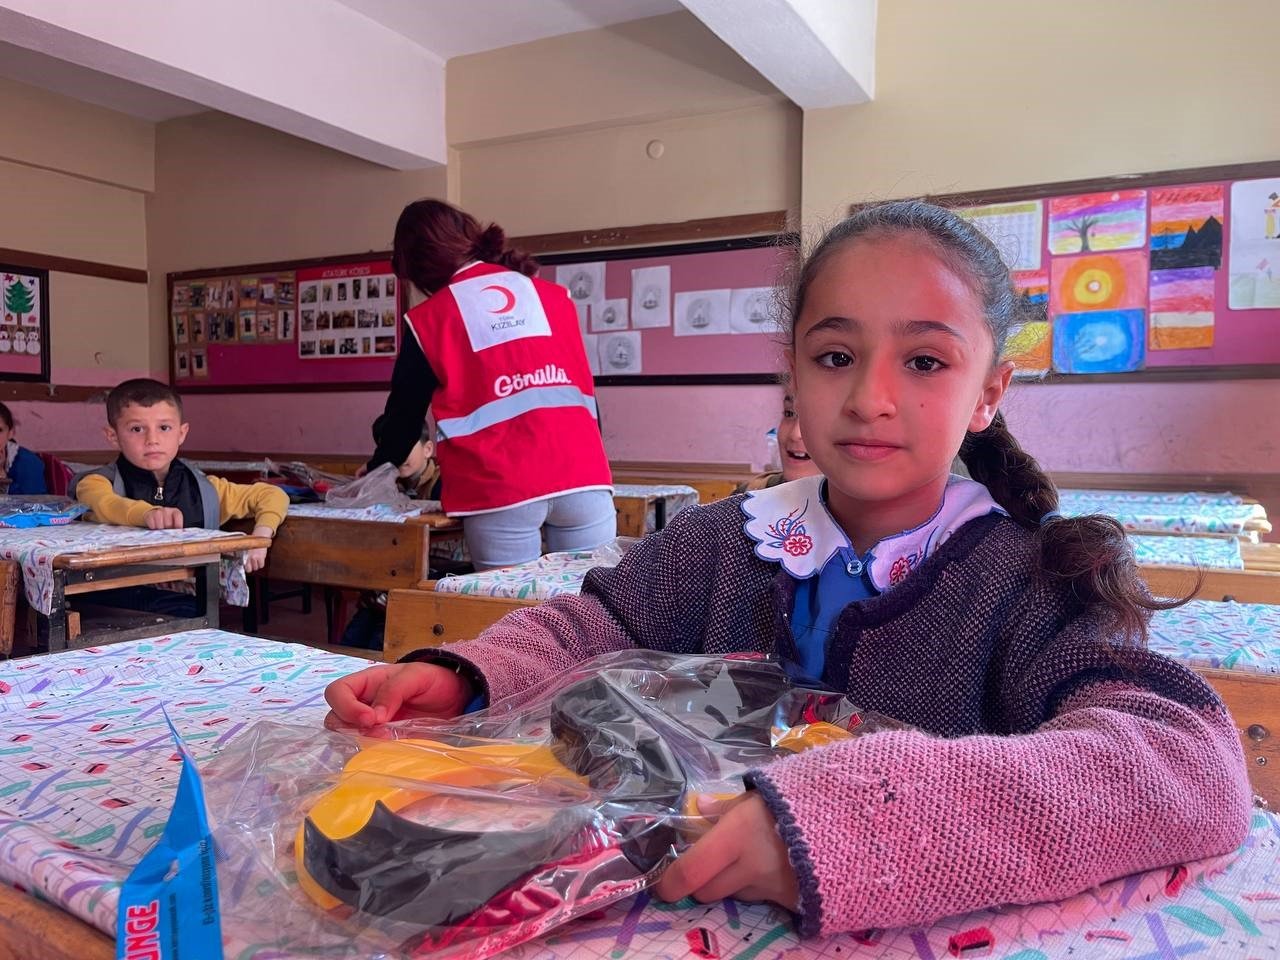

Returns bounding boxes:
[116,710,222,960]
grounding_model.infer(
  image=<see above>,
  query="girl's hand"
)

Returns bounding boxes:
[323,662,472,730]
[654,793,800,910]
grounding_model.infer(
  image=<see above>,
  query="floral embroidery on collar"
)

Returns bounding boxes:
[741,474,1005,587]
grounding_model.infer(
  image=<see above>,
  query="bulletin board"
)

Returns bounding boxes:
[167,252,403,392]
[0,263,50,383]
[909,160,1280,381]
[537,235,794,386]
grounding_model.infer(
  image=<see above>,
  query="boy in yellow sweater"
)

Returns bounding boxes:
[73,379,288,575]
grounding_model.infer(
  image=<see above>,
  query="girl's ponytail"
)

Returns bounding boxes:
[961,412,1182,646]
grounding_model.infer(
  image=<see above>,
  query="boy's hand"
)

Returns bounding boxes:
[244,525,273,573]
[324,662,472,730]
[145,507,185,529]
[654,793,799,910]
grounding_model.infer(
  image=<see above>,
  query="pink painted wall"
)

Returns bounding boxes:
[41,376,1268,480]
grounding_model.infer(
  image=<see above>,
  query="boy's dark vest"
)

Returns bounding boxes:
[71,459,220,529]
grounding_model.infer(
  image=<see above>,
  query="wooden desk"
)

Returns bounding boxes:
[384,586,535,661]
[1142,565,1280,605]
[0,524,269,653]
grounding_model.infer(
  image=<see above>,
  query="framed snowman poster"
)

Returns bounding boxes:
[0,265,50,382]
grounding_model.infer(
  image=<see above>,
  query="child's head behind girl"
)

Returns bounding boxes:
[786,200,1170,643]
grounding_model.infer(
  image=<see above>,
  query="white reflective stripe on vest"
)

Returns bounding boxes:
[436,385,599,440]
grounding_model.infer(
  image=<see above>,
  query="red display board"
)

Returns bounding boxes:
[168,254,403,392]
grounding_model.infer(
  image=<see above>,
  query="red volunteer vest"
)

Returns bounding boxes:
[406,262,612,516]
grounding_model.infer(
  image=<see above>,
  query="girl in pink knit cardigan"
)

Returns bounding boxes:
[325,201,1252,938]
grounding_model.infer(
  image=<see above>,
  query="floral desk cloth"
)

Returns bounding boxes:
[1131,534,1246,570]
[436,546,619,600]
[613,483,699,534]
[0,630,1277,959]
[285,500,441,523]
[1060,488,1247,508]
[0,522,253,613]
[1059,491,1268,537]
[1148,600,1280,675]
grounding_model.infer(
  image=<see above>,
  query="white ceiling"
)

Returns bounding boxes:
[0,39,205,122]
[0,0,873,168]
[334,0,684,61]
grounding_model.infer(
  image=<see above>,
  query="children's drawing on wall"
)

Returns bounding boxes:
[1049,190,1147,255]
[240,277,259,308]
[630,265,671,328]
[190,347,208,378]
[729,287,778,334]
[1005,269,1050,378]
[590,298,628,333]
[189,312,206,343]
[278,309,295,341]
[175,349,190,378]
[277,275,295,305]
[598,331,641,374]
[4,273,39,328]
[555,262,605,309]
[1051,252,1147,315]
[1228,178,1280,309]
[301,282,319,304]
[1149,185,1223,270]
[1149,268,1214,349]
[1052,309,1146,373]
[957,200,1044,270]
[259,277,277,305]
[173,313,188,345]
[673,289,731,336]
[172,284,191,310]
[239,310,257,341]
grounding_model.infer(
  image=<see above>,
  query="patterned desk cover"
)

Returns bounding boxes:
[0,523,253,613]
[1131,534,1246,570]
[0,630,1277,959]
[286,500,441,523]
[1059,492,1268,537]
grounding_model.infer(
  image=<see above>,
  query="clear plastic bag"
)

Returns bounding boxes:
[0,495,87,527]
[324,462,413,511]
[203,650,899,959]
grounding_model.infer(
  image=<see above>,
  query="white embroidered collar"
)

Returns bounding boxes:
[740,474,1004,590]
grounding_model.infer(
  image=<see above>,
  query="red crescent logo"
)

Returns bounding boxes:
[482,285,517,313]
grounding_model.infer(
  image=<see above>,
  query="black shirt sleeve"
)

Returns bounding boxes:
[367,324,438,471]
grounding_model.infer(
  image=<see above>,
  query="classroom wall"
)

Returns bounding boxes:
[146,111,449,454]
[0,76,153,449]
[447,13,801,469]
[801,0,1280,477]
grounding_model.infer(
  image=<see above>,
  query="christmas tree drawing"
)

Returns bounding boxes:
[4,275,36,325]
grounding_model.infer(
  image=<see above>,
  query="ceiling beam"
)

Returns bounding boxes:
[0,0,445,169]
[678,0,875,108]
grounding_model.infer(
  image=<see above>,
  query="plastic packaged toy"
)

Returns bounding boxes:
[0,495,88,528]
[202,649,899,959]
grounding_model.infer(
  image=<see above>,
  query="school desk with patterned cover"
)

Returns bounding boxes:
[0,630,1276,959]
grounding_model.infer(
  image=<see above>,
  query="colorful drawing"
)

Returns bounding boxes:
[1049,190,1147,254]
[957,200,1044,270]
[1002,322,1051,377]
[1149,267,1214,349]
[1149,184,1224,270]
[1227,178,1280,309]
[1050,252,1147,314]
[1052,309,1146,373]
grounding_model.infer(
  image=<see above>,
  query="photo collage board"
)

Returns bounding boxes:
[955,173,1280,377]
[171,271,301,380]
[168,256,402,389]
[296,262,399,360]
